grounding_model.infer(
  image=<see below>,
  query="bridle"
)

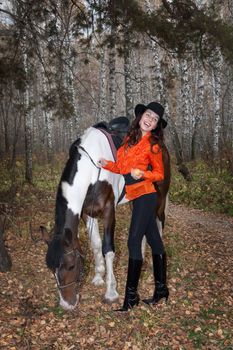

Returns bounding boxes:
[54,247,85,290]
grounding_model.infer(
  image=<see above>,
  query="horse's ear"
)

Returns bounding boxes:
[63,228,73,246]
[40,226,51,245]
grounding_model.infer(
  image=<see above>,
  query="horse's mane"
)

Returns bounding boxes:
[53,138,82,239]
[46,235,64,269]
[69,138,81,158]
[61,138,81,185]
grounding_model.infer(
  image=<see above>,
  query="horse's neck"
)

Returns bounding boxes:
[81,127,115,161]
[55,187,80,236]
[64,209,79,232]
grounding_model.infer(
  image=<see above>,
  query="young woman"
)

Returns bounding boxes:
[98,101,169,311]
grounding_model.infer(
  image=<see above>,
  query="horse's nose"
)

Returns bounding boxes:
[59,294,80,310]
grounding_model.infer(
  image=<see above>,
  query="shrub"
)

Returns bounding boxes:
[170,160,233,216]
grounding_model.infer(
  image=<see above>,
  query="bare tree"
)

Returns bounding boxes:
[123,26,134,119]
[0,213,12,272]
[108,26,117,118]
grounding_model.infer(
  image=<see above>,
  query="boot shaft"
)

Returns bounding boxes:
[126,258,143,289]
[117,258,142,312]
[142,253,169,306]
[152,253,167,285]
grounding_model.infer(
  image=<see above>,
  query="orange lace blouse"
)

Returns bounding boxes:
[103,132,164,200]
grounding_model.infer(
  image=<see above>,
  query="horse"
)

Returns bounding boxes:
[40,122,170,311]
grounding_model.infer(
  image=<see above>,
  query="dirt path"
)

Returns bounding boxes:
[0,202,233,350]
[168,202,233,263]
[170,202,233,239]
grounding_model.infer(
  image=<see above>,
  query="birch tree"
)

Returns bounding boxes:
[123,26,134,119]
[98,46,107,120]
[0,213,12,272]
[190,59,205,159]
[108,26,117,118]
[42,78,53,163]
[23,52,33,183]
[179,58,192,161]
[211,49,223,159]
[145,0,164,101]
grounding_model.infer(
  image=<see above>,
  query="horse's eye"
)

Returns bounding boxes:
[68,265,75,271]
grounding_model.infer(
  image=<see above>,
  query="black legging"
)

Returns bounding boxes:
[128,192,165,260]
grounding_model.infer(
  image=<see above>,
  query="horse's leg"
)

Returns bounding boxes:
[156,217,163,237]
[85,216,105,286]
[102,200,119,303]
[141,236,146,259]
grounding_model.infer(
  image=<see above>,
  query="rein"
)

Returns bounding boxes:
[78,145,102,240]
[78,145,100,169]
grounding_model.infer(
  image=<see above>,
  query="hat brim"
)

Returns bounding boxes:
[134,104,168,129]
[134,104,147,118]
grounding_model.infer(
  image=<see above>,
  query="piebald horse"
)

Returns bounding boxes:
[40,125,170,311]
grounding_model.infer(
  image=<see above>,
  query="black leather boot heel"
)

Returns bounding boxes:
[143,282,169,305]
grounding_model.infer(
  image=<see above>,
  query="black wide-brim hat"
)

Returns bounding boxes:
[134,101,168,129]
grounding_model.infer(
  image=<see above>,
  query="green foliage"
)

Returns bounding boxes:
[0,157,63,204]
[90,0,233,63]
[170,160,233,216]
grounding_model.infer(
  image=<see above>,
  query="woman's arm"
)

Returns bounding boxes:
[142,146,164,182]
[98,158,121,174]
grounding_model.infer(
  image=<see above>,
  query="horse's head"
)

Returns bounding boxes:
[40,226,84,310]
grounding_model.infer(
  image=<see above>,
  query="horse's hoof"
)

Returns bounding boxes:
[104,292,119,304]
[92,275,104,286]
[103,296,119,305]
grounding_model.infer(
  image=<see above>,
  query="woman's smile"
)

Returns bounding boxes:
[139,109,159,135]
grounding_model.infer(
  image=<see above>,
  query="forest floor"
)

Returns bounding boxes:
[0,181,233,350]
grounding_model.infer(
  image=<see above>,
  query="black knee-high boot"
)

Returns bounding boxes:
[142,253,169,305]
[116,258,143,312]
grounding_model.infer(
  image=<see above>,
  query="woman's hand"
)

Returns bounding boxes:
[97,158,108,167]
[131,168,144,180]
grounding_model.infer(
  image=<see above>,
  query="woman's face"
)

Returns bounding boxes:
[139,109,159,135]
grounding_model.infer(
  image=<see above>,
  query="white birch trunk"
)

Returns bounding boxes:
[38,51,53,160]
[42,79,53,162]
[66,50,81,138]
[23,52,33,183]
[179,58,192,160]
[195,62,205,125]
[108,27,116,119]
[124,27,133,119]
[212,73,221,158]
[152,46,164,102]
[145,0,163,102]
[98,47,107,121]
[191,60,205,158]
[196,0,207,8]
[132,49,143,104]
[124,54,133,118]
[139,50,149,102]
[210,47,223,159]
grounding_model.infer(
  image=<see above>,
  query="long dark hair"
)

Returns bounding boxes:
[123,113,164,152]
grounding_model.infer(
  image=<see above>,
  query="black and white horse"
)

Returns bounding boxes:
[40,125,170,311]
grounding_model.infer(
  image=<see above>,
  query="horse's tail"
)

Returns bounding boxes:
[164,193,169,228]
